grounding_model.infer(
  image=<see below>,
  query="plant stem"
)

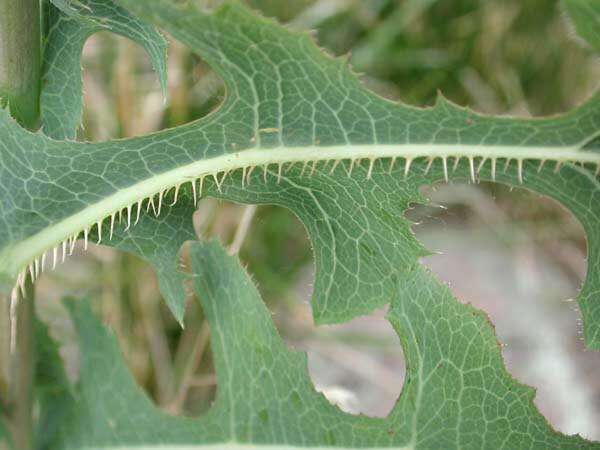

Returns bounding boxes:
[0,0,42,129]
[0,296,10,445]
[7,279,35,450]
[0,1,41,449]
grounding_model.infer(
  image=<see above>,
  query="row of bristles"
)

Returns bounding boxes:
[10,154,599,298]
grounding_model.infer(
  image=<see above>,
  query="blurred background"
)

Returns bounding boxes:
[33,0,600,440]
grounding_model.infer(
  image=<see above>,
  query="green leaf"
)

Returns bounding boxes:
[563,0,600,51]
[2,0,599,344]
[41,0,168,140]
[53,241,594,449]
[33,317,73,450]
[0,0,595,447]
[103,201,196,322]
[39,0,196,322]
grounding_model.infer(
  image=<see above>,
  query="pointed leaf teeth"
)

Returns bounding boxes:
[310,160,319,176]
[477,157,488,174]
[211,173,222,192]
[199,176,205,200]
[442,156,449,183]
[285,161,296,173]
[537,159,546,173]
[191,179,198,205]
[124,205,133,231]
[219,170,229,189]
[555,161,563,173]
[453,156,462,171]
[9,286,18,354]
[517,159,524,183]
[389,156,397,174]
[424,157,434,175]
[367,158,375,179]
[468,157,476,183]
[246,166,256,184]
[110,213,116,240]
[404,158,413,178]
[170,184,181,206]
[17,271,26,296]
[346,159,355,177]
[6,146,599,291]
[69,235,77,255]
[300,160,309,177]
[157,191,164,216]
[329,159,341,175]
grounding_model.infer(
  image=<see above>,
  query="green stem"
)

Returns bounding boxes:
[6,279,35,450]
[0,0,42,129]
[0,1,41,449]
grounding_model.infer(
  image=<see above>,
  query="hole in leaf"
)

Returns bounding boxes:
[81,32,224,141]
[408,181,600,440]
[36,240,216,418]
[282,301,405,418]
[242,205,405,419]
[242,205,314,306]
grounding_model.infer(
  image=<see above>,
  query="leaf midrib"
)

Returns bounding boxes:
[85,445,412,450]
[1,142,597,282]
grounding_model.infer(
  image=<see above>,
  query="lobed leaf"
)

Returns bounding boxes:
[39,0,195,322]
[1,0,598,448]
[34,317,73,450]
[1,0,599,344]
[42,0,168,140]
[47,241,595,449]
